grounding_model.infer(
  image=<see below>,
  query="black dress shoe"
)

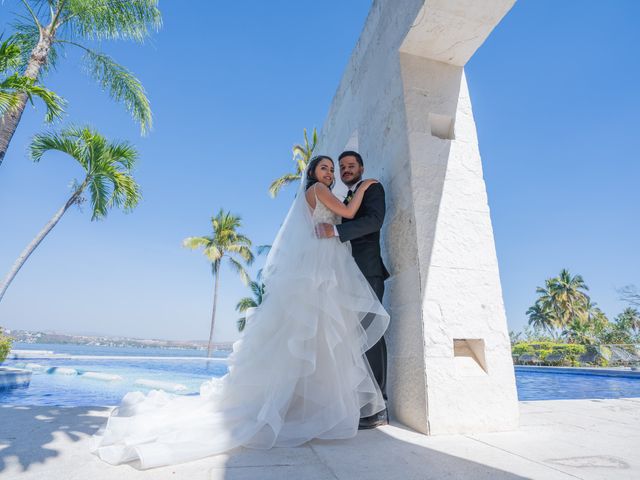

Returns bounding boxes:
[358,409,388,430]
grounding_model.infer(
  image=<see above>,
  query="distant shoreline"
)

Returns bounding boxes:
[5,329,234,352]
[9,342,233,359]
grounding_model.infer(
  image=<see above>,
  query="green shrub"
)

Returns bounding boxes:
[512,343,534,356]
[0,328,12,364]
[512,342,587,366]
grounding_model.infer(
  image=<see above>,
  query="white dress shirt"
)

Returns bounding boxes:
[333,181,362,237]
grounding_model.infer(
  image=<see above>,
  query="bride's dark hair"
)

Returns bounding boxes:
[305,155,334,190]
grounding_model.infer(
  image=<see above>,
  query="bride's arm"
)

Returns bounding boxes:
[314,180,377,219]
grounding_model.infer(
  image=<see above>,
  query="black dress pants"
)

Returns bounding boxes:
[365,275,387,401]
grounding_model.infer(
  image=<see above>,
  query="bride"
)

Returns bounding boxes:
[92,155,389,469]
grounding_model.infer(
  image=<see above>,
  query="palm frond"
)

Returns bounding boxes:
[256,244,271,256]
[292,144,306,160]
[235,297,257,313]
[296,158,307,174]
[105,169,140,212]
[182,236,213,250]
[81,47,152,134]
[24,82,66,122]
[0,89,22,117]
[268,173,300,198]
[1,73,65,122]
[0,36,22,72]
[227,244,254,265]
[88,173,109,219]
[233,234,252,247]
[237,317,246,332]
[249,281,264,301]
[29,129,85,165]
[105,140,138,170]
[63,0,162,42]
[228,256,250,286]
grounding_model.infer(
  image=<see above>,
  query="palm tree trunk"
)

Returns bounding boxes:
[207,262,221,357]
[0,184,83,302]
[0,29,54,166]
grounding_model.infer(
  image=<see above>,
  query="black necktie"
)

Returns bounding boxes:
[344,190,354,205]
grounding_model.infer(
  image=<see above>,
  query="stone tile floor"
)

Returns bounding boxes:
[1,398,638,479]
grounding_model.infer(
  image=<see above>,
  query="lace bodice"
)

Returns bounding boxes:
[312,195,340,225]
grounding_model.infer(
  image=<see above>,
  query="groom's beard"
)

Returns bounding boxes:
[343,175,362,187]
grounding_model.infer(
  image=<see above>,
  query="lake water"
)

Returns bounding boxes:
[2,343,640,406]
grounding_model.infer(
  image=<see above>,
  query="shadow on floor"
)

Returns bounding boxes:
[209,423,534,480]
[296,426,532,480]
[1,405,532,479]
[0,405,108,473]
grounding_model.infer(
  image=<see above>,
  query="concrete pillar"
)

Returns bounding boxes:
[318,0,519,434]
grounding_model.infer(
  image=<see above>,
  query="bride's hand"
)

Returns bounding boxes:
[361,179,379,191]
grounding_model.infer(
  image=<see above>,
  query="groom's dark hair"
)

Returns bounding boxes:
[338,150,363,166]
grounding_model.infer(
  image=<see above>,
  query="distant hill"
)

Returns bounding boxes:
[4,328,233,351]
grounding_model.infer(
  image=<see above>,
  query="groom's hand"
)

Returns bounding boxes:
[315,223,336,239]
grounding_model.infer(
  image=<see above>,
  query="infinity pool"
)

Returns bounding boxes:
[1,356,229,406]
[514,367,640,400]
[2,346,640,406]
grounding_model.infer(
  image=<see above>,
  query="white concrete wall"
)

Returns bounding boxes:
[318,0,518,434]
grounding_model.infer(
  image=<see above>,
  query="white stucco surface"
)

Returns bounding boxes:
[318,0,518,434]
[2,399,638,479]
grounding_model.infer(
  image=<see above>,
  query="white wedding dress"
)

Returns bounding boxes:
[91,182,389,469]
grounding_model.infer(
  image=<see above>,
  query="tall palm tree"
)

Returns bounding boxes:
[183,211,254,356]
[1,35,64,122]
[536,269,590,328]
[0,126,140,302]
[0,0,161,166]
[236,280,265,332]
[269,128,317,197]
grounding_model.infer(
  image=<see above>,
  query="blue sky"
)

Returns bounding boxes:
[0,1,638,342]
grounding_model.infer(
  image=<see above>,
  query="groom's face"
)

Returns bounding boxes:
[339,156,364,186]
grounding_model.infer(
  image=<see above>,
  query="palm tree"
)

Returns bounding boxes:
[536,269,590,328]
[562,318,595,345]
[526,301,556,334]
[235,244,270,332]
[616,308,640,336]
[1,35,64,122]
[0,0,161,166]
[183,211,254,356]
[236,281,265,332]
[269,128,317,197]
[0,126,140,302]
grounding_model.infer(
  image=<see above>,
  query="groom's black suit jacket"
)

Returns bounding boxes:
[337,182,390,280]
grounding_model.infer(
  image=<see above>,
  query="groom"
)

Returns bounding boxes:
[316,150,390,429]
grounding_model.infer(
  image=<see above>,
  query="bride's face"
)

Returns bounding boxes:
[315,159,335,187]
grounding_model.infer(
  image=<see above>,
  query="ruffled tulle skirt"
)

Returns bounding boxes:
[91,236,389,469]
